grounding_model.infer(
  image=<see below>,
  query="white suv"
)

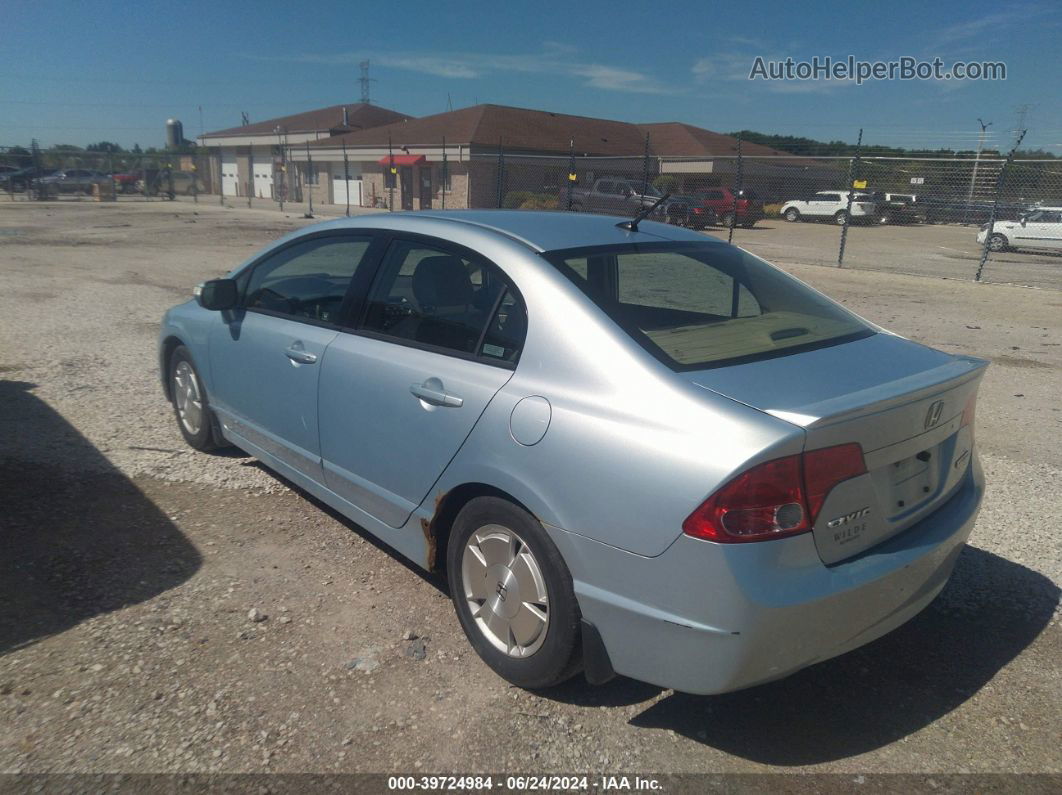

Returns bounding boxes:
[978,207,1062,252]
[780,191,878,225]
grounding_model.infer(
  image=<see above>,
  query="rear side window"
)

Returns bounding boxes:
[361,239,525,363]
[545,243,871,369]
[244,235,373,324]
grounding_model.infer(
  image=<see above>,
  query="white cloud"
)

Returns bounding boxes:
[274,46,680,95]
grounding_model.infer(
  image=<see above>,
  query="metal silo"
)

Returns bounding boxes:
[165,118,184,149]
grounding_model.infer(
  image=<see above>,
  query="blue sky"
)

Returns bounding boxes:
[3,0,1060,152]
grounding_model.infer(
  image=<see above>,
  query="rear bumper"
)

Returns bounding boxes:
[550,455,984,695]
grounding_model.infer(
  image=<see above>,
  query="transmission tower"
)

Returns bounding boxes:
[359,60,376,104]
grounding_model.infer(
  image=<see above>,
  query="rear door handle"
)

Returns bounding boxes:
[410,381,463,408]
[285,347,317,364]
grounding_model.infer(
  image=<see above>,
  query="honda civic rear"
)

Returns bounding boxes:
[540,238,987,694]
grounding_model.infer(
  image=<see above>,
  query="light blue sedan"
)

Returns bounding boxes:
[159,210,986,694]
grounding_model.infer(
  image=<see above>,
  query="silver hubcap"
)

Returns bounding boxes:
[461,525,549,658]
[173,361,203,435]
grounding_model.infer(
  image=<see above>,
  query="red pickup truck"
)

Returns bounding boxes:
[686,187,764,229]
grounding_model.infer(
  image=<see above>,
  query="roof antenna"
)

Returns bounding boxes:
[617,193,670,232]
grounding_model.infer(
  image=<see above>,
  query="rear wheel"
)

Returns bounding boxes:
[988,233,1009,252]
[720,211,735,228]
[784,208,800,222]
[447,497,581,689]
[169,346,219,451]
[834,210,849,225]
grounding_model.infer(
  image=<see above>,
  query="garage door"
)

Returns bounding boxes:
[252,159,274,199]
[221,153,238,196]
[332,174,363,208]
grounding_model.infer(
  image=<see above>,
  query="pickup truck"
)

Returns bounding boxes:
[563,178,688,224]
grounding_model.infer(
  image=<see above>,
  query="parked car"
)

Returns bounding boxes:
[674,196,718,228]
[565,177,688,224]
[32,169,107,196]
[160,211,986,695]
[977,207,1062,252]
[780,190,878,224]
[110,173,141,194]
[138,169,206,197]
[871,192,925,225]
[0,166,54,192]
[690,187,764,228]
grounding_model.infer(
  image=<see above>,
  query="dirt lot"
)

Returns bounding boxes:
[0,201,1059,778]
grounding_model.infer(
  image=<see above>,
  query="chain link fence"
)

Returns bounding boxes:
[4,134,1061,289]
[0,145,217,204]
[478,140,1062,290]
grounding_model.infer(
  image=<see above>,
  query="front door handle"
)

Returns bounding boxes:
[410,380,463,408]
[285,347,318,364]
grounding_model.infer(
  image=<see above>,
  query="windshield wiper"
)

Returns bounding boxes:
[617,193,670,232]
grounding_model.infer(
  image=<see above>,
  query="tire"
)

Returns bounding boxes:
[876,213,890,225]
[447,497,582,689]
[720,212,735,228]
[988,233,1009,252]
[784,208,800,222]
[168,345,219,451]
[741,220,757,229]
[834,210,849,225]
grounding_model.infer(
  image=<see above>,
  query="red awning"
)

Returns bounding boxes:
[378,154,426,166]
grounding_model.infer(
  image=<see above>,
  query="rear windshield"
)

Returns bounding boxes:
[543,242,873,370]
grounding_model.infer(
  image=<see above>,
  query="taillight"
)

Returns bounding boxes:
[682,444,866,543]
[803,443,867,524]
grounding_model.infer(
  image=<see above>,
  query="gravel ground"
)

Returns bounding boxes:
[0,201,1059,777]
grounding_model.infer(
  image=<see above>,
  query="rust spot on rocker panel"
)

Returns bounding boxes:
[420,490,448,571]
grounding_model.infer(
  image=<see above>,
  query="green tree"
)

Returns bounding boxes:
[86,141,124,153]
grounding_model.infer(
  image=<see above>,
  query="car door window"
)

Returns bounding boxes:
[361,239,525,361]
[243,235,374,324]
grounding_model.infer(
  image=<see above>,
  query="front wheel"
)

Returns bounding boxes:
[783,208,800,222]
[447,497,582,689]
[169,346,219,451]
[988,233,1009,252]
[834,210,849,225]
[720,212,735,228]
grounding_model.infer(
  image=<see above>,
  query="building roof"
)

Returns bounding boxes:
[202,103,411,139]
[307,104,798,160]
[309,104,652,156]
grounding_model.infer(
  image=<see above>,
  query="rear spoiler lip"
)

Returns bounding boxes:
[764,355,989,430]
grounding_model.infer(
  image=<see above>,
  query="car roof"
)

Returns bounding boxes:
[311,209,717,254]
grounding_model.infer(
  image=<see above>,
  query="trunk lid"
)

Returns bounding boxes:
[684,333,987,563]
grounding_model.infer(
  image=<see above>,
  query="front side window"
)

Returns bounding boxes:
[361,240,525,362]
[244,235,373,324]
[545,243,871,369]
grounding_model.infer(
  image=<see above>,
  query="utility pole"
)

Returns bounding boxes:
[963,118,992,225]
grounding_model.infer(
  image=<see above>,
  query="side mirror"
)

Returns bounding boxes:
[195,278,238,311]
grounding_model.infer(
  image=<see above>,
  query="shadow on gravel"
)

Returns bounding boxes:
[630,545,1059,764]
[0,380,201,654]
